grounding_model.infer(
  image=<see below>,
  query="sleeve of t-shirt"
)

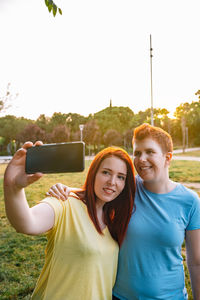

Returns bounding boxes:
[41,197,66,232]
[186,193,200,230]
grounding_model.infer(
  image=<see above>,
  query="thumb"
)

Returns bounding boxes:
[13,147,26,159]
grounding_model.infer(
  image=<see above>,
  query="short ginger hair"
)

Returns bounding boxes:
[132,123,173,153]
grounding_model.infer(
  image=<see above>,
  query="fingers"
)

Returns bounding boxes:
[22,141,34,150]
[14,141,43,160]
[47,185,67,201]
[12,142,37,160]
[13,147,27,159]
[34,141,43,146]
[22,141,43,151]
[12,140,44,165]
[46,183,70,201]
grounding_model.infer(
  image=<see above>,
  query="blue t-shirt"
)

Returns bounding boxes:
[113,175,200,300]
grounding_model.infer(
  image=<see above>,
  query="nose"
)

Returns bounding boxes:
[108,175,116,185]
[138,152,147,162]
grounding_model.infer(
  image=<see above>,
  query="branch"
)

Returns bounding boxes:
[44,0,62,17]
[0,83,19,113]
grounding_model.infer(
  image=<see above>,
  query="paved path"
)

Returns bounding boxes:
[0,156,12,163]
[173,147,200,154]
[173,156,200,161]
[173,147,200,161]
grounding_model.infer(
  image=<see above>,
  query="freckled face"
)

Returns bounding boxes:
[133,138,169,184]
[94,156,127,206]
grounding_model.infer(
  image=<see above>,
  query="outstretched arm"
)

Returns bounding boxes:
[185,229,200,299]
[4,141,55,235]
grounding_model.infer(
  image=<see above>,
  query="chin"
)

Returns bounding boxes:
[140,175,154,182]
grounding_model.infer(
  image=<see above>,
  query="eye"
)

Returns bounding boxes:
[146,150,154,154]
[102,170,110,175]
[134,151,140,157]
[118,175,126,181]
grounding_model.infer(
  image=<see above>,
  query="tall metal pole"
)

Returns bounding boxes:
[150,34,154,126]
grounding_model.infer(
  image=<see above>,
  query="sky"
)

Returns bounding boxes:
[0,0,199,120]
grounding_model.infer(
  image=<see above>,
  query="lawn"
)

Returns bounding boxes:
[174,150,200,157]
[170,159,200,183]
[1,159,200,299]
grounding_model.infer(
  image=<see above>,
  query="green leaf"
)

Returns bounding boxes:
[44,0,49,7]
[48,5,53,13]
[44,0,62,17]
[53,4,57,17]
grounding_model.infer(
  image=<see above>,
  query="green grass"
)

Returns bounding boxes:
[170,160,200,183]
[174,150,200,157]
[1,159,199,299]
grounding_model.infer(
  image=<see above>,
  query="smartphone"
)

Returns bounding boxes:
[25,142,85,174]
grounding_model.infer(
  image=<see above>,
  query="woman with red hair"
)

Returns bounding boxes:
[3,142,135,300]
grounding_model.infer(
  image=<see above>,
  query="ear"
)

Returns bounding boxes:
[165,152,173,165]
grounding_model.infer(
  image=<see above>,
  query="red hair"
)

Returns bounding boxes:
[133,123,173,153]
[75,147,135,246]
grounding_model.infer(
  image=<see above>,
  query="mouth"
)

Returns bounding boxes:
[103,187,115,194]
[139,166,152,171]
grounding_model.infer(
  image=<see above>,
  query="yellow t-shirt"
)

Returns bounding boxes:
[31,196,119,300]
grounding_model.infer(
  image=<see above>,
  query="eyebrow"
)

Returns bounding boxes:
[102,167,127,176]
[134,147,154,152]
[146,148,154,151]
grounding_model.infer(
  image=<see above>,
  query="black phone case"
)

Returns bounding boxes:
[25,142,85,174]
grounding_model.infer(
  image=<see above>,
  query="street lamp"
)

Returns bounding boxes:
[150,34,154,126]
[79,124,84,141]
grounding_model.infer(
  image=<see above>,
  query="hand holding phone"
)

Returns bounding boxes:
[25,142,85,174]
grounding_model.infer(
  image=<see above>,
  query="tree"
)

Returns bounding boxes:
[16,124,46,144]
[71,131,80,142]
[83,120,99,143]
[65,113,87,133]
[173,95,200,147]
[123,129,134,151]
[36,114,50,132]
[0,115,32,146]
[44,0,62,17]
[103,129,123,147]
[50,112,68,126]
[183,100,200,146]
[0,83,18,114]
[48,112,87,139]
[50,125,70,143]
[94,106,134,135]
[131,109,151,127]
[83,120,101,153]
[195,90,200,100]
[153,108,171,133]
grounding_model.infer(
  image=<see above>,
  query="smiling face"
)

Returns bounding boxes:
[133,138,171,185]
[94,155,127,207]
